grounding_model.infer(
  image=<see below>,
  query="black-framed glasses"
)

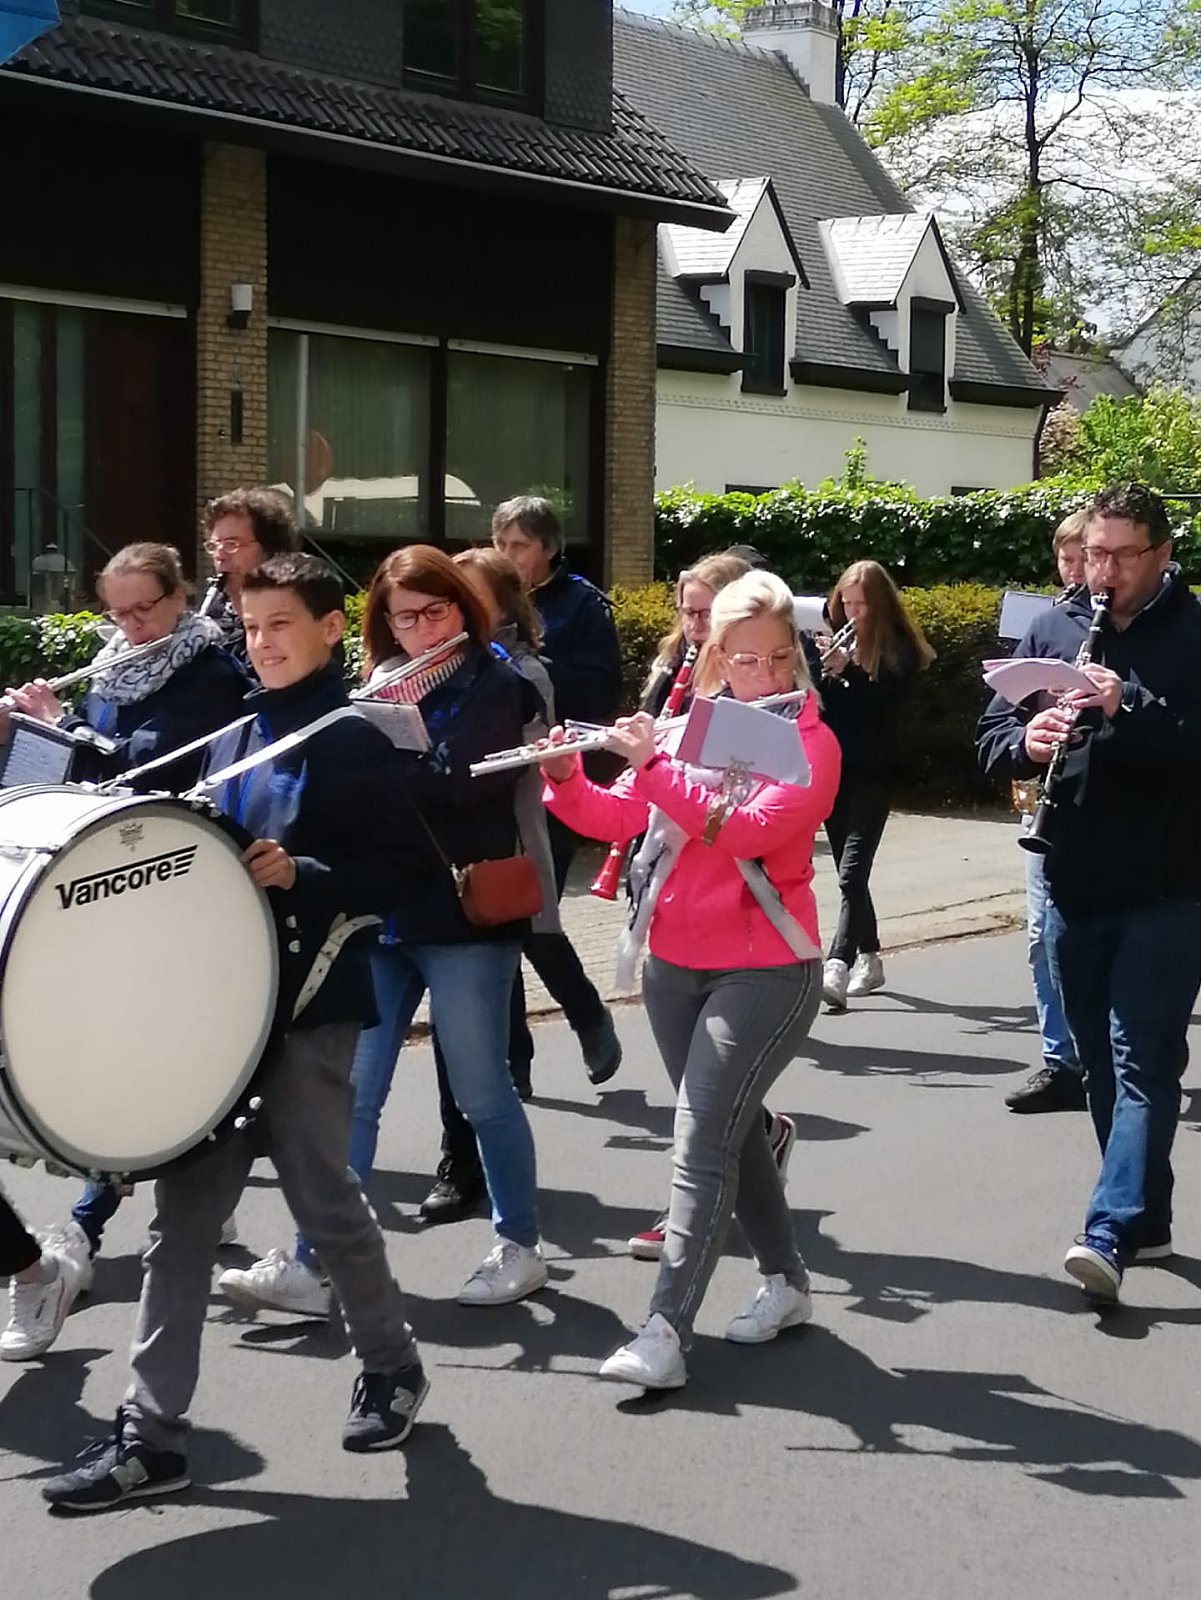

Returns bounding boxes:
[1083,544,1153,569]
[388,599,454,631]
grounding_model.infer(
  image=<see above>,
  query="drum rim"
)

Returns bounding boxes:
[0,790,283,1178]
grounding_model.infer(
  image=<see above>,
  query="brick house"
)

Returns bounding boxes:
[0,0,728,603]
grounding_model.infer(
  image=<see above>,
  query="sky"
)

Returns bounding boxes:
[622,1,676,13]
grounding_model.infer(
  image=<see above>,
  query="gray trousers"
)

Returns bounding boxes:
[643,956,821,1347]
[123,1023,416,1453]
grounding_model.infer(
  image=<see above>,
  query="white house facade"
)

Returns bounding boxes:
[615,3,1056,498]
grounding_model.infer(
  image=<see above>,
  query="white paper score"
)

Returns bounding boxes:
[675,696,811,786]
[982,657,1095,706]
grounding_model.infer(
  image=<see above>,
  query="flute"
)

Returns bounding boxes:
[470,689,808,777]
[589,642,700,901]
[1,631,174,713]
[1019,588,1113,857]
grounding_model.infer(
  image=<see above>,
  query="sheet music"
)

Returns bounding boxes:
[676,697,811,786]
[983,657,1094,706]
[356,701,431,752]
[997,591,1053,642]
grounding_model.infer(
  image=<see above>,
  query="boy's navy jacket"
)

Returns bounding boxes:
[383,643,534,946]
[531,560,622,726]
[976,571,1201,911]
[67,646,250,792]
[204,660,436,1029]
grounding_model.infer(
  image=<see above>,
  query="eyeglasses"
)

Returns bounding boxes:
[679,607,711,623]
[1083,544,1153,569]
[106,594,167,627]
[388,599,454,631]
[726,647,796,672]
[205,536,259,555]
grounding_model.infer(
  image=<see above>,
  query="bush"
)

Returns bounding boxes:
[609,582,675,709]
[655,478,1201,591]
[0,612,105,692]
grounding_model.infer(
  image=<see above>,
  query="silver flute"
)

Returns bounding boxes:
[1,631,175,713]
[470,689,809,776]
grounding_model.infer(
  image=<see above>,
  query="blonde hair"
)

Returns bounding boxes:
[1052,509,1088,555]
[693,571,814,697]
[646,551,753,691]
[828,559,935,680]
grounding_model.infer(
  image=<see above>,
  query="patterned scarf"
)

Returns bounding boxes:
[366,648,468,705]
[88,612,224,706]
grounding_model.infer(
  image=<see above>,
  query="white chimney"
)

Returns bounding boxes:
[743,0,840,107]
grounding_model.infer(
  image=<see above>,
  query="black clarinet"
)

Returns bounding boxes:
[1019,587,1114,856]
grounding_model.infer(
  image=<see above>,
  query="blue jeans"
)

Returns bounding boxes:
[300,939,535,1261]
[1023,836,1079,1075]
[1046,898,1201,1259]
[72,1182,124,1254]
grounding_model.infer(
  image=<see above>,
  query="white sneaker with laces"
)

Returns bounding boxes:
[846,953,885,997]
[1,1255,83,1361]
[41,1220,95,1296]
[217,1248,331,1317]
[219,1215,239,1247]
[822,959,849,1010]
[598,1313,687,1388]
[458,1238,548,1306]
[724,1274,813,1344]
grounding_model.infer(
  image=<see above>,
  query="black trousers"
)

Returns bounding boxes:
[1,1193,41,1277]
[825,773,892,966]
[433,813,606,1172]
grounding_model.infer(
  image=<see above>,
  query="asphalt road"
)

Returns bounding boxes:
[2,931,1199,1600]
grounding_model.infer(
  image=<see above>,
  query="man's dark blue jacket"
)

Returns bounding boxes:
[204,660,436,1029]
[532,560,621,726]
[976,572,1201,912]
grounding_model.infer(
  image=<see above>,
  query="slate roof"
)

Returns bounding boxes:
[2,13,731,227]
[664,176,769,276]
[821,213,931,304]
[1043,350,1141,410]
[615,10,1052,400]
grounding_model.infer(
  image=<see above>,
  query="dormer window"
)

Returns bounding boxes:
[742,273,792,395]
[908,300,950,413]
[85,0,254,43]
[405,0,539,107]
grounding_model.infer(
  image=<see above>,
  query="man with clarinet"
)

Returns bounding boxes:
[977,483,1201,1302]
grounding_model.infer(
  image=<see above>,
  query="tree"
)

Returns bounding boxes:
[1050,386,1201,492]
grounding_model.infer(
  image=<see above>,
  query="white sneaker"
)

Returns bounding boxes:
[846,952,885,997]
[598,1313,687,1389]
[1,1256,83,1361]
[41,1220,95,1296]
[724,1274,813,1344]
[458,1238,548,1306]
[822,959,849,1010]
[219,1215,239,1247]
[217,1248,331,1317]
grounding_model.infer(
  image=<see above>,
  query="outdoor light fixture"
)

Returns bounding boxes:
[227,282,253,329]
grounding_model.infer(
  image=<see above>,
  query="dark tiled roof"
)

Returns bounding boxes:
[3,15,730,224]
[615,10,1051,397]
[656,259,737,366]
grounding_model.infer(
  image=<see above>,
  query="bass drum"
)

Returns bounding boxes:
[0,786,281,1180]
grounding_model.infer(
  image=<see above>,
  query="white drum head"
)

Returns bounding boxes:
[0,797,279,1174]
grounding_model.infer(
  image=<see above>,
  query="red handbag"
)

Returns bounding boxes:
[453,857,543,927]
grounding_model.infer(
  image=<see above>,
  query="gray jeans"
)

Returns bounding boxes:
[123,1023,416,1453]
[643,956,821,1347]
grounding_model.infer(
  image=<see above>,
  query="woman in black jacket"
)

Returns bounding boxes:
[3,541,248,792]
[815,559,934,1010]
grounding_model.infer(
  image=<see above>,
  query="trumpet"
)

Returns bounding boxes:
[818,620,857,682]
[1,631,175,714]
[470,689,808,777]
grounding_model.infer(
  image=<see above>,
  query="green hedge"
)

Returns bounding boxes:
[655,477,1201,590]
[0,613,106,697]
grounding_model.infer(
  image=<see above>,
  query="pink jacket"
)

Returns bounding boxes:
[544,694,841,971]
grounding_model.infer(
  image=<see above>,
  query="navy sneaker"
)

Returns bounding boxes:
[1064,1236,1123,1301]
[342,1362,429,1452]
[43,1418,190,1514]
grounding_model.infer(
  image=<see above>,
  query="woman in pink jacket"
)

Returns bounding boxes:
[542,572,841,1390]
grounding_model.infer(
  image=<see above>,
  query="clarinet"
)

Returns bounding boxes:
[1019,587,1113,857]
[589,641,700,901]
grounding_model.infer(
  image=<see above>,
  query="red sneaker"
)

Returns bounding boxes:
[627,1216,667,1261]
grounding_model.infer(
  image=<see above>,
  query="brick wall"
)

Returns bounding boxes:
[195,143,268,565]
[604,217,657,586]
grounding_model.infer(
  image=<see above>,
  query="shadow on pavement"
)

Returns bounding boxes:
[87,1422,795,1600]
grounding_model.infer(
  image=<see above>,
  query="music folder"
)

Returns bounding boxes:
[675,697,811,787]
[356,700,431,752]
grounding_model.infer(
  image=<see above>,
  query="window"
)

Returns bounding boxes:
[268,331,433,543]
[908,303,949,413]
[84,0,254,42]
[446,350,592,544]
[405,0,536,105]
[742,280,787,395]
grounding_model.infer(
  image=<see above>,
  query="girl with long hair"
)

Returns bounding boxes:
[815,559,934,1010]
[542,572,841,1389]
